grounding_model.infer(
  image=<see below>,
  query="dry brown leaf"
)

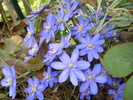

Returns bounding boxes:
[35,69,45,79]
[119,31,133,42]
[12,18,28,32]
[77,0,97,5]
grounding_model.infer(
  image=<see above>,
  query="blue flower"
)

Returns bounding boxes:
[55,9,68,31]
[40,14,57,44]
[24,20,35,48]
[40,66,59,88]
[61,0,82,6]
[26,1,51,20]
[64,1,79,21]
[79,64,107,95]
[43,33,71,63]
[98,65,110,87]
[1,64,16,99]
[24,42,40,62]
[109,34,120,40]
[76,33,105,62]
[108,83,125,100]
[99,24,117,39]
[70,16,93,39]
[107,77,123,89]
[80,88,91,100]
[24,76,46,100]
[51,49,90,86]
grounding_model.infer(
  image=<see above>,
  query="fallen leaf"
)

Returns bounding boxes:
[12,18,28,32]
[77,0,97,5]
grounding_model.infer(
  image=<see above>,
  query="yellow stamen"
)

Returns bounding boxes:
[88,44,93,48]
[57,18,62,22]
[88,76,93,80]
[46,26,51,30]
[32,87,37,92]
[7,78,12,83]
[69,64,73,68]
[113,83,117,86]
[46,75,51,79]
[27,32,32,36]
[32,48,36,52]
[79,26,83,31]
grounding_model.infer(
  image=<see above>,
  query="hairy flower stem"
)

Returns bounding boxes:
[69,86,76,100]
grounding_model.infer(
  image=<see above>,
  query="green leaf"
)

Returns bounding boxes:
[0,93,6,99]
[0,49,11,59]
[103,43,133,77]
[4,39,21,54]
[124,76,133,100]
[0,50,11,74]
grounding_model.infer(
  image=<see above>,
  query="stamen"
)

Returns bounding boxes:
[7,78,12,83]
[88,44,93,48]
[88,76,93,80]
[69,64,73,68]
[31,87,37,92]
[46,26,51,30]
[79,26,83,31]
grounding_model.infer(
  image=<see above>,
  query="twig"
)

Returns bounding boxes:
[0,1,13,34]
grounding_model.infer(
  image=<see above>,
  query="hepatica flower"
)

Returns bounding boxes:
[79,64,107,95]
[51,49,90,86]
[24,20,35,49]
[64,1,79,21]
[24,76,46,100]
[61,0,82,6]
[40,14,57,44]
[40,66,59,88]
[99,24,117,39]
[76,33,105,62]
[1,64,16,99]
[26,0,51,20]
[55,9,67,31]
[43,33,71,63]
[80,88,91,100]
[24,42,40,62]
[107,77,123,89]
[70,16,93,39]
[99,65,110,87]
[108,83,125,100]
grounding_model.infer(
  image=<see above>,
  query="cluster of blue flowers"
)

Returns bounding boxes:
[0,0,125,100]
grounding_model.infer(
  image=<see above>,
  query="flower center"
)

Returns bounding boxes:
[7,78,12,83]
[101,74,104,76]
[66,11,69,14]
[32,48,36,52]
[52,48,57,53]
[68,64,74,68]
[31,87,37,92]
[46,75,51,79]
[57,18,62,23]
[46,26,51,30]
[102,30,106,33]
[88,44,93,48]
[113,83,117,86]
[79,26,83,31]
[27,32,32,36]
[88,76,93,80]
